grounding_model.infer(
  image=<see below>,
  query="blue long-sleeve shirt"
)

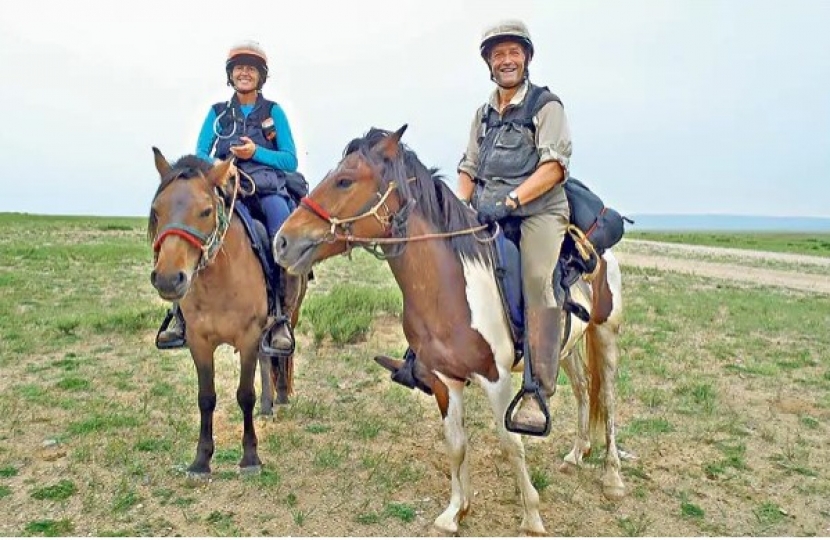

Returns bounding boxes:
[196,102,298,172]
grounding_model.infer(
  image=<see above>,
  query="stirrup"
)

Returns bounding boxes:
[374,350,433,396]
[155,309,186,350]
[260,315,295,358]
[504,383,552,437]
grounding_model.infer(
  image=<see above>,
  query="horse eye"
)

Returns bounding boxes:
[199,207,212,218]
[336,177,354,189]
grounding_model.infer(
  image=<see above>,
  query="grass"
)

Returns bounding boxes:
[0,213,828,536]
[628,231,830,257]
[30,480,77,501]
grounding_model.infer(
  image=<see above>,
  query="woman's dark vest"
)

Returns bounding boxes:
[212,94,287,197]
[474,83,563,217]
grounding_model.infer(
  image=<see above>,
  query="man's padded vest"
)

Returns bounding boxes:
[474,83,563,217]
[476,84,630,254]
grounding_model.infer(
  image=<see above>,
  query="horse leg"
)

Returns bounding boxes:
[258,355,274,416]
[479,371,545,535]
[188,339,217,477]
[560,347,592,471]
[432,376,472,535]
[587,323,625,500]
[238,340,263,472]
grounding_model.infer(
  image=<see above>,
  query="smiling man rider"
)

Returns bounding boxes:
[376,20,573,436]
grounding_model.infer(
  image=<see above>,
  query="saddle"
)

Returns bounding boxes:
[492,217,593,361]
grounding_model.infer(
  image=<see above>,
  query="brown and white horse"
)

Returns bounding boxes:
[273,127,625,535]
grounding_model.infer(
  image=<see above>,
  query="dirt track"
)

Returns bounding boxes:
[615,239,830,294]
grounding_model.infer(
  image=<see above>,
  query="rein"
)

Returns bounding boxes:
[299,180,496,259]
[152,165,246,272]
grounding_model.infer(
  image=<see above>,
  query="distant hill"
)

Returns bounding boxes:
[628,214,830,232]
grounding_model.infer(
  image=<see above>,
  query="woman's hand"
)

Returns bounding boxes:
[230,136,256,160]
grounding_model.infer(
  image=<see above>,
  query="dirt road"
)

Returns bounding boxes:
[614,239,830,294]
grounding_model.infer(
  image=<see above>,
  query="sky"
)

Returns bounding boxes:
[0,0,828,218]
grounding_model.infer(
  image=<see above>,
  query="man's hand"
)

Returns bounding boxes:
[476,199,512,225]
[230,136,256,160]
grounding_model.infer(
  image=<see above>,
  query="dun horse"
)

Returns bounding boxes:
[273,127,626,534]
[148,149,305,475]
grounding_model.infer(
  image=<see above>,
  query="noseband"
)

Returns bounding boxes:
[151,170,244,272]
[299,178,494,259]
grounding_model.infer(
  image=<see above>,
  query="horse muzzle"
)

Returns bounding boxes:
[273,233,319,276]
[150,269,191,301]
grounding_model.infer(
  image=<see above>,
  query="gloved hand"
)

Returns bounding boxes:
[476,199,512,225]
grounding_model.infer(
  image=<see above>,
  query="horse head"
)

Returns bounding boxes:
[273,125,411,275]
[147,148,235,300]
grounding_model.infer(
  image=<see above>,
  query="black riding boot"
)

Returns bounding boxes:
[156,303,186,349]
[374,347,433,395]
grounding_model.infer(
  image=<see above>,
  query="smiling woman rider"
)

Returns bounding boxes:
[156,40,303,354]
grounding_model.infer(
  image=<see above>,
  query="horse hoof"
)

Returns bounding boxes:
[559,461,579,474]
[603,484,626,501]
[519,519,546,536]
[430,524,458,537]
[239,465,262,476]
[185,471,210,484]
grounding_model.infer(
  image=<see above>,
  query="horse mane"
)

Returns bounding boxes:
[344,128,492,263]
[147,155,214,242]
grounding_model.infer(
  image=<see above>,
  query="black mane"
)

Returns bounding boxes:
[344,128,491,262]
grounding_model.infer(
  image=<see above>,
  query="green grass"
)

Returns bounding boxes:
[383,502,416,523]
[30,479,77,501]
[1,213,829,536]
[23,519,74,537]
[300,283,402,345]
[628,231,830,257]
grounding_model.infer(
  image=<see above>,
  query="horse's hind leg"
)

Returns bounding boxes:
[238,341,262,472]
[188,339,218,477]
[258,355,274,416]
[479,371,544,535]
[560,346,591,471]
[432,377,473,535]
[587,322,625,500]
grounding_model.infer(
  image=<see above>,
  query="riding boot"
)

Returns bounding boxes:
[156,303,186,349]
[374,347,433,395]
[510,306,563,432]
[269,296,294,354]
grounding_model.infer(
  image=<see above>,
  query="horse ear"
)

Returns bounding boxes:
[207,158,233,188]
[152,147,171,180]
[373,124,408,160]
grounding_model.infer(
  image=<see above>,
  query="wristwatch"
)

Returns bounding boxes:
[507,190,521,208]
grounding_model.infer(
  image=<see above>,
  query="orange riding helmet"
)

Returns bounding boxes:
[225,40,269,89]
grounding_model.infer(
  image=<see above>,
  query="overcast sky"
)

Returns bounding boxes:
[1,0,828,218]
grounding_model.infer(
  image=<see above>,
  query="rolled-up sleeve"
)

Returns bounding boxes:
[534,101,572,175]
[457,107,484,178]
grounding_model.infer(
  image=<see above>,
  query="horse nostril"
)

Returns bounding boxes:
[175,271,187,286]
[275,235,287,255]
[150,270,158,286]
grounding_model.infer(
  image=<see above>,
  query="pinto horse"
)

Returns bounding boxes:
[148,149,305,476]
[273,126,625,535]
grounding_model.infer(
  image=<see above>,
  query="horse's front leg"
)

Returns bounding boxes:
[188,338,217,477]
[478,371,545,535]
[429,376,471,535]
[238,339,262,472]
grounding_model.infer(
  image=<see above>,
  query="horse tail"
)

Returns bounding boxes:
[586,325,607,439]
